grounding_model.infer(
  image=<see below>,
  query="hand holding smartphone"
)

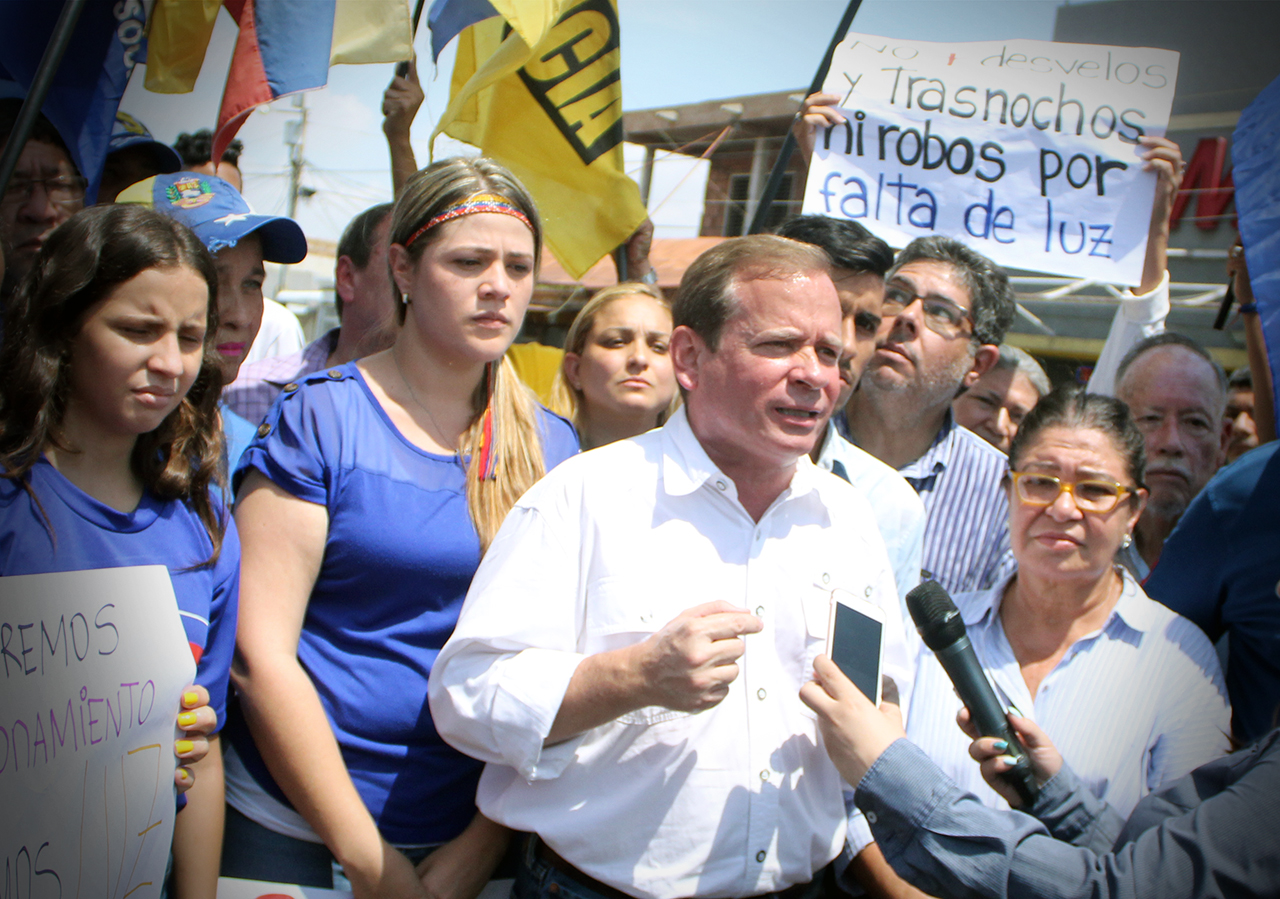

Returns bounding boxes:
[826,589,886,706]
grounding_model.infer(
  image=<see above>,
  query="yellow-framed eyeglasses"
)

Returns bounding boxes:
[1009,471,1136,513]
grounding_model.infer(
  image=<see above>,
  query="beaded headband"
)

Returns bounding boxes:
[403,192,533,248]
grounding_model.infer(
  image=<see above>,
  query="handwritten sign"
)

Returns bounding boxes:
[1,567,195,899]
[802,34,1180,285]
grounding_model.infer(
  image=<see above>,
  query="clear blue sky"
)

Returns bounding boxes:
[120,0,1068,244]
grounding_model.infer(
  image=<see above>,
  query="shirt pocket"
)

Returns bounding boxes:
[582,574,695,726]
[787,582,834,714]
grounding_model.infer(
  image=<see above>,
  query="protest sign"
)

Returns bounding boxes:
[1,566,195,899]
[801,33,1180,285]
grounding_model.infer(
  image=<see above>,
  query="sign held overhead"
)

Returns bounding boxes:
[802,34,1180,284]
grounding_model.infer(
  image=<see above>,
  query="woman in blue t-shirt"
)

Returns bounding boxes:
[0,204,239,899]
[225,158,578,896]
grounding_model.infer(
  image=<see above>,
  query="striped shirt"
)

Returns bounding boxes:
[839,410,1015,594]
[224,328,337,425]
[905,569,1231,819]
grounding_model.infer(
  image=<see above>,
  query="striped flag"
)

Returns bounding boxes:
[143,0,413,161]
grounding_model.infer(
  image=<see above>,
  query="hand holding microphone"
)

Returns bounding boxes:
[906,580,1041,806]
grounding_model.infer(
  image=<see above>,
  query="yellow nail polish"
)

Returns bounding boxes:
[178,711,197,728]
[176,740,194,755]
[177,768,190,781]
[183,691,199,707]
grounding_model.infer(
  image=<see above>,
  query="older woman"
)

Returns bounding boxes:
[848,384,1233,897]
[903,383,1230,818]
[550,282,677,449]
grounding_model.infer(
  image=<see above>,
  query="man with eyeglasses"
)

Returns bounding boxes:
[0,102,84,301]
[839,236,1017,599]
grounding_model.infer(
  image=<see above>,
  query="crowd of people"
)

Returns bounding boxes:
[1,62,1277,899]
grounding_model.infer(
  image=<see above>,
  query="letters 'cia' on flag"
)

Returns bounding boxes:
[434,0,647,280]
[144,0,412,162]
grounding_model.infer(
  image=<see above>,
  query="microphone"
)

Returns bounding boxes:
[906,580,1040,806]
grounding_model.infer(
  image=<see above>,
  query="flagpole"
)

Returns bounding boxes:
[396,0,427,77]
[0,0,87,198]
[746,0,862,235]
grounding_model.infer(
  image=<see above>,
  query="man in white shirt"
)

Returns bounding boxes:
[430,235,912,899]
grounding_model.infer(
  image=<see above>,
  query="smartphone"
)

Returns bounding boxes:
[826,589,885,706]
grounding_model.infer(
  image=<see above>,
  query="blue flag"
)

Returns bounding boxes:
[0,0,147,203]
[1233,73,1280,391]
[428,0,498,60]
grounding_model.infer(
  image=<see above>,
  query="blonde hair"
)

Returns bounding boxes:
[390,157,545,553]
[550,282,679,433]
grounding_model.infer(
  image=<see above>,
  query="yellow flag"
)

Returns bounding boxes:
[434,0,648,280]
[330,0,413,65]
[144,0,221,94]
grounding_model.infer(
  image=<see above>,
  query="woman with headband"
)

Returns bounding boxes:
[222,158,579,897]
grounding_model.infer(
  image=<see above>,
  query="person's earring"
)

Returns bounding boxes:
[1121,533,1133,549]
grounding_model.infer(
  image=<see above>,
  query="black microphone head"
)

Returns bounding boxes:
[906,580,967,651]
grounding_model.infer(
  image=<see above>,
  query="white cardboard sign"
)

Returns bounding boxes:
[802,33,1181,284]
[1,566,195,899]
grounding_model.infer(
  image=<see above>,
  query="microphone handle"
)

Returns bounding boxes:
[935,637,1040,806]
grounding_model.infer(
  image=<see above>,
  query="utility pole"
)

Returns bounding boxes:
[285,93,307,219]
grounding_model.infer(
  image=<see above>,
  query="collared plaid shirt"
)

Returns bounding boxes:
[224,329,338,425]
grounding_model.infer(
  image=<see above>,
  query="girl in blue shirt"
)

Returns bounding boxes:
[0,204,239,899]
[226,158,577,898]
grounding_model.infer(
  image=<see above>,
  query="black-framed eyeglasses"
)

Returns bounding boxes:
[2,174,87,207]
[881,282,973,339]
[1010,471,1135,513]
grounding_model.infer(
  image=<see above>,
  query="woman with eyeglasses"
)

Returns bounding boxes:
[898,383,1230,829]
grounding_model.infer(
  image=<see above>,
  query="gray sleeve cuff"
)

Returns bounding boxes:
[1031,765,1126,852]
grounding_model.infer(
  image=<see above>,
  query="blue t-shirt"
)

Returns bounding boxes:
[1146,442,1280,743]
[0,459,240,730]
[231,362,578,846]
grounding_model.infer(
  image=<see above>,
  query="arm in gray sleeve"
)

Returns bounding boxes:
[1027,763,1126,853]
[856,736,1280,899]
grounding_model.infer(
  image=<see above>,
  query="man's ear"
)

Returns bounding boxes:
[335,255,357,306]
[963,344,1000,389]
[387,243,415,298]
[670,325,705,392]
[1218,415,1231,467]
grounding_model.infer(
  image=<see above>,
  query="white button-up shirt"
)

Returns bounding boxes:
[905,569,1230,819]
[430,408,912,899]
[814,421,926,608]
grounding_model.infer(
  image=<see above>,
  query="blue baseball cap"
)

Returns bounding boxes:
[107,112,182,173]
[117,172,307,264]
